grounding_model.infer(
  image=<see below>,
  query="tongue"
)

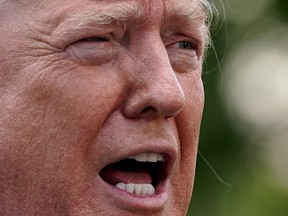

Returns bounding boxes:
[100,167,152,185]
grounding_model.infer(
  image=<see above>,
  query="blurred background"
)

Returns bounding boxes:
[188,0,288,215]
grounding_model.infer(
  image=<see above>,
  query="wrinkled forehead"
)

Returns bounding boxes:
[91,0,206,25]
[1,0,208,42]
[67,0,206,27]
[132,0,206,21]
[2,0,206,22]
[163,0,206,20]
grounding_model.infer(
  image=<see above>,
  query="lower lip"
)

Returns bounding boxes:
[100,177,169,212]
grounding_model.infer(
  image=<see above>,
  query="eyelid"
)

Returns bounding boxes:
[74,35,111,45]
[72,32,113,43]
[165,34,204,60]
[165,33,197,46]
[61,22,124,44]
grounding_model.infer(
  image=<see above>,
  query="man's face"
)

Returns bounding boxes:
[0,0,206,215]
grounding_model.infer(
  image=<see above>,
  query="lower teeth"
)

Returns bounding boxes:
[115,183,155,195]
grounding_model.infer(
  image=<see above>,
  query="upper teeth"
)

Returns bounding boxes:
[128,152,165,162]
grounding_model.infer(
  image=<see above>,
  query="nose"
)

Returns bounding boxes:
[122,36,185,119]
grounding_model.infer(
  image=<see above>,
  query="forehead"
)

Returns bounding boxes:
[41,0,206,38]
[36,0,205,27]
[2,0,207,44]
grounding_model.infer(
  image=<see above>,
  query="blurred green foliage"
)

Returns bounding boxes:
[187,0,288,215]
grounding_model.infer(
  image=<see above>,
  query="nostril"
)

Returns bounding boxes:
[139,103,182,119]
[136,106,159,120]
[141,106,157,114]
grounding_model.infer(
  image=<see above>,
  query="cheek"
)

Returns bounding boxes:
[169,73,204,209]
[0,63,124,180]
[60,74,123,131]
[28,63,124,131]
[178,71,205,128]
[0,64,125,211]
[178,72,204,163]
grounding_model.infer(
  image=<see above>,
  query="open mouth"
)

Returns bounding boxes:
[99,152,168,196]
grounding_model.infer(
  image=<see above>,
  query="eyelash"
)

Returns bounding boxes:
[176,41,197,50]
[73,32,200,59]
[78,36,110,43]
[78,36,197,50]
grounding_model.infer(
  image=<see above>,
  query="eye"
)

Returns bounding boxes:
[66,34,117,66]
[176,40,197,50]
[166,38,201,73]
[77,36,109,43]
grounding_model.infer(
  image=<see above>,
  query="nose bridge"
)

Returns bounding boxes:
[123,33,185,119]
[136,32,179,88]
[142,44,184,103]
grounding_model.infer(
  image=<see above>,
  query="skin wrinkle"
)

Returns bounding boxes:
[0,0,212,215]
[78,2,144,26]
[52,2,143,35]
[49,0,208,48]
[163,0,207,32]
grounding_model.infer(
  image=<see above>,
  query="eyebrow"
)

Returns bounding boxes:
[56,0,206,29]
[164,1,209,45]
[53,0,208,45]
[167,1,206,22]
[59,1,143,29]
